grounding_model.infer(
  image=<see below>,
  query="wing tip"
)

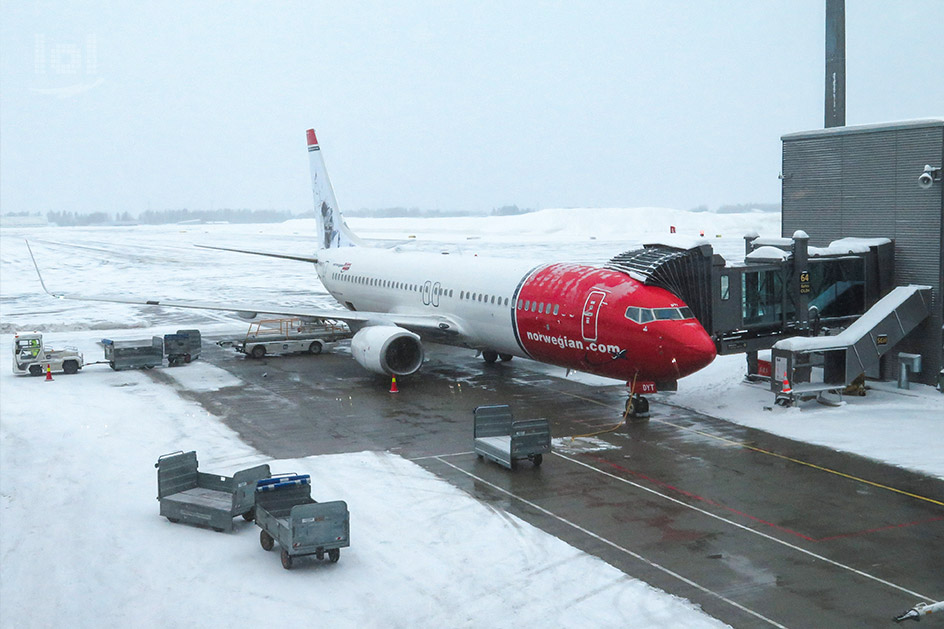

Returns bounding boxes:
[306,128,318,147]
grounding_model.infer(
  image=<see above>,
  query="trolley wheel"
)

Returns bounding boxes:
[328,548,340,563]
[482,350,498,364]
[281,549,293,570]
[260,529,274,551]
[316,550,325,561]
[184,353,192,363]
[499,353,513,362]
[62,360,79,375]
[242,509,255,522]
[29,365,43,376]
[166,517,180,524]
[308,341,323,355]
[250,345,266,359]
[532,454,543,467]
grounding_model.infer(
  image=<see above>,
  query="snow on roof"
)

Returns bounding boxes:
[808,237,891,257]
[773,285,931,351]
[745,246,791,261]
[752,236,793,247]
[642,235,710,250]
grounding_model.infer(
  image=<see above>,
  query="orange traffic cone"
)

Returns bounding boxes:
[781,378,792,394]
[45,365,53,381]
[389,376,399,394]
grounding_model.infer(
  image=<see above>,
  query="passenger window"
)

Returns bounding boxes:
[524,300,530,310]
[553,304,559,315]
[491,296,495,304]
[516,300,522,310]
[538,303,544,314]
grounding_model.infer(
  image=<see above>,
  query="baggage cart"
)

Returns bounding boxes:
[473,404,551,469]
[254,474,350,569]
[102,336,163,370]
[155,451,271,532]
[164,329,202,366]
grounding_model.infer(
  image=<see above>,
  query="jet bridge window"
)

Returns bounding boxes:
[808,258,866,318]
[742,269,784,326]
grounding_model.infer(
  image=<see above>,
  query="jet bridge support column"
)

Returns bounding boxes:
[793,231,810,333]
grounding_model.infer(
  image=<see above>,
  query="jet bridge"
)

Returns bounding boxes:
[607,230,932,391]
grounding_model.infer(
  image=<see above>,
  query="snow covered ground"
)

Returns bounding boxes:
[0,353,726,628]
[2,208,941,627]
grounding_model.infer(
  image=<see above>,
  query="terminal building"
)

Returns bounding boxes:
[780,119,943,386]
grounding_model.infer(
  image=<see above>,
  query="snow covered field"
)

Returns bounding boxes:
[1,208,941,627]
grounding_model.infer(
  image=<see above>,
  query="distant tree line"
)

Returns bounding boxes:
[345,205,535,218]
[44,208,306,226]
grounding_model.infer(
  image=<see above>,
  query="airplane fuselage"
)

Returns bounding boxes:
[317,246,715,383]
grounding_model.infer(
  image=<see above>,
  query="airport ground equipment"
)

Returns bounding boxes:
[155,451,270,533]
[473,404,551,470]
[163,329,202,366]
[12,331,84,376]
[102,336,164,370]
[217,318,350,359]
[253,474,350,569]
[770,285,932,403]
[894,600,944,622]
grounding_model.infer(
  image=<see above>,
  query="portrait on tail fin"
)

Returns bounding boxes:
[320,201,338,249]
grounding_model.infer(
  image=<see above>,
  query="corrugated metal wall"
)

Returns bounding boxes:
[782,121,943,385]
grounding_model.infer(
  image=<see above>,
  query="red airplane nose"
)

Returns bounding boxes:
[670,323,717,378]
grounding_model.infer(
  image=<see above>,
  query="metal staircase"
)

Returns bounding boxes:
[770,285,933,397]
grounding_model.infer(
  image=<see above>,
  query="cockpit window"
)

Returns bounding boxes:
[625,306,696,323]
[654,308,682,320]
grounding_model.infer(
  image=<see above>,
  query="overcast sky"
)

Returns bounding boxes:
[1,1,941,216]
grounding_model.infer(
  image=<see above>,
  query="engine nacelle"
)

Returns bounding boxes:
[350,325,424,376]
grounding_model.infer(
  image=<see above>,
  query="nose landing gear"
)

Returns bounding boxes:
[624,394,650,423]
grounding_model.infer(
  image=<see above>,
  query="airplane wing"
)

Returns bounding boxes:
[194,244,319,263]
[26,240,466,339]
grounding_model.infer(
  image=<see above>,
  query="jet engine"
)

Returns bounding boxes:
[350,325,424,376]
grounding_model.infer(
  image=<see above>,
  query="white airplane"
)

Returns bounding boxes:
[30,128,717,416]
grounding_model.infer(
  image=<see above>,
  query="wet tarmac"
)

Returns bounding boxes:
[168,340,944,628]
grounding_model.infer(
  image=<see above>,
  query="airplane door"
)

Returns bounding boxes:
[422,281,432,306]
[581,290,607,341]
[432,282,441,307]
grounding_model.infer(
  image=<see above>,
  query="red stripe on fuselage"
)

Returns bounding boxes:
[514,264,715,381]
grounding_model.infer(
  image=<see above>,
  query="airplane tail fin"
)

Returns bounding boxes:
[307,128,362,249]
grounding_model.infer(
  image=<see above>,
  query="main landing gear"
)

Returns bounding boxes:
[482,350,514,364]
[624,394,650,423]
